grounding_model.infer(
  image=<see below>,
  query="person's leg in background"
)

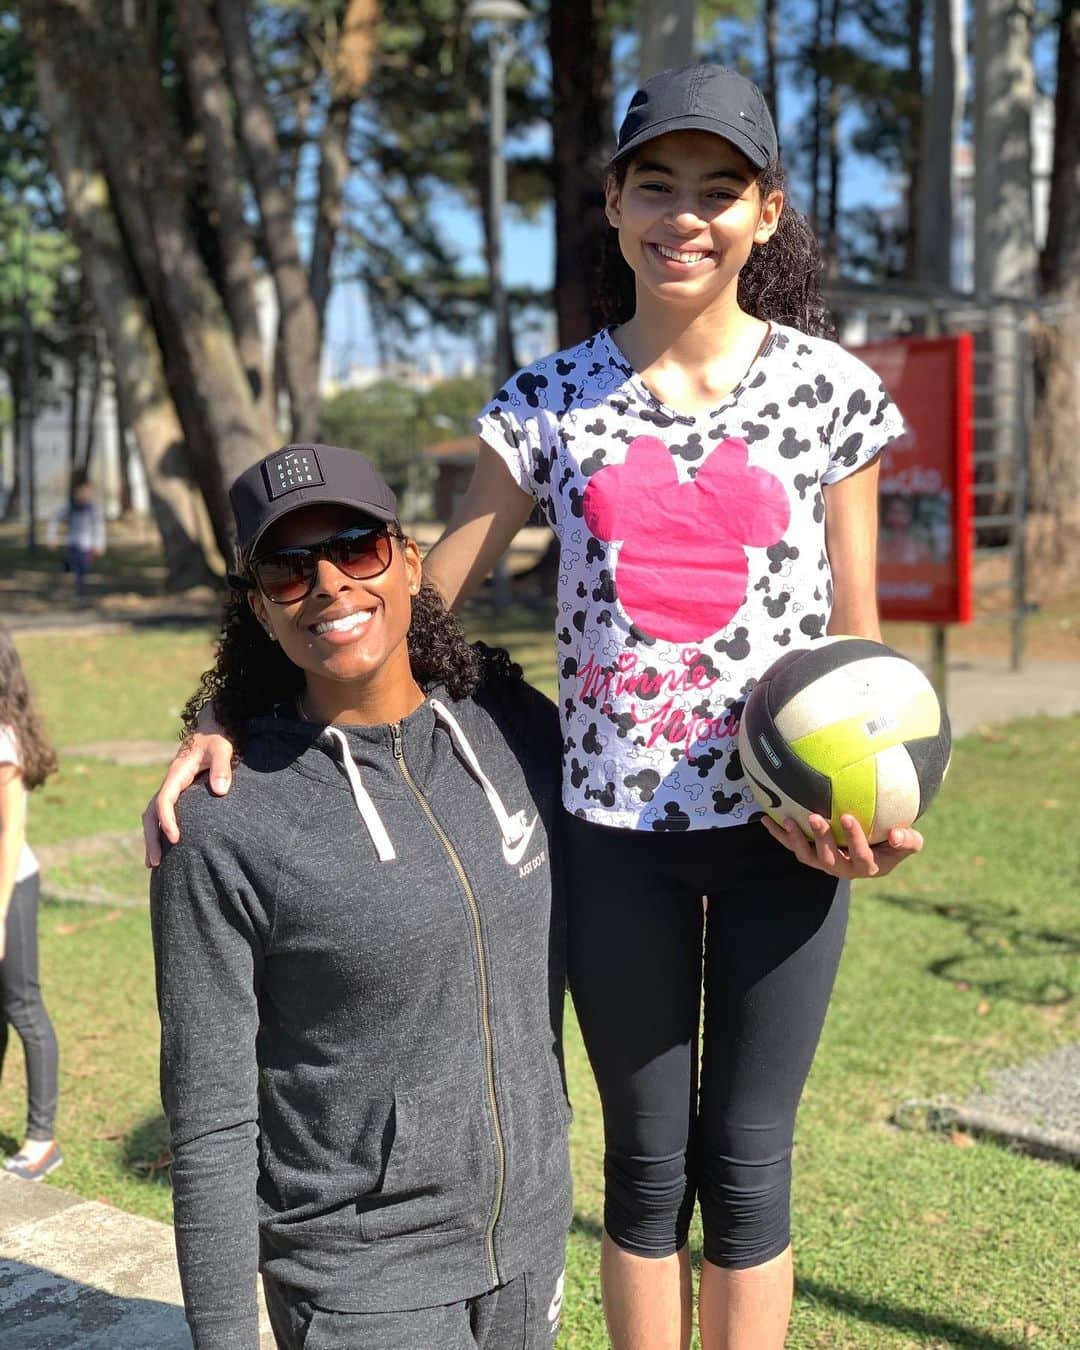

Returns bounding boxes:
[1,874,61,1178]
[565,816,704,1350]
[696,825,849,1350]
[71,547,91,601]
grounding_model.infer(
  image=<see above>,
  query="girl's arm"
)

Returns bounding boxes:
[144,441,535,864]
[764,453,924,878]
[423,441,536,610]
[823,455,881,641]
[0,766,27,961]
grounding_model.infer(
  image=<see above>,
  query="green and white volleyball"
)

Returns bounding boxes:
[738,637,951,844]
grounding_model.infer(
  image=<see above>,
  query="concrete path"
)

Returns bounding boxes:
[926,658,1080,737]
[0,1176,274,1348]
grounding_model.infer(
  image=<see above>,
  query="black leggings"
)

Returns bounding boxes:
[1,873,60,1141]
[565,815,847,1270]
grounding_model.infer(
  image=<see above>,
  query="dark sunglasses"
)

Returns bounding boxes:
[233,523,404,604]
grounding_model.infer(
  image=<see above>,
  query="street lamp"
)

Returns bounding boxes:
[465,0,530,390]
[465,0,530,613]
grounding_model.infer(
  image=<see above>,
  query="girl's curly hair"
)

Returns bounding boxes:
[595,157,836,340]
[182,578,521,750]
[0,626,58,790]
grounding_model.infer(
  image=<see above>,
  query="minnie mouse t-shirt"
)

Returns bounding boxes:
[476,323,906,832]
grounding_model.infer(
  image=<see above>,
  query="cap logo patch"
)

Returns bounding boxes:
[263,448,325,499]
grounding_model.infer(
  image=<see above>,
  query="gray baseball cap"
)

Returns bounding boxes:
[611,64,778,171]
[230,444,398,561]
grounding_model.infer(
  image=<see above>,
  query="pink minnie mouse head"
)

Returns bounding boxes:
[582,434,790,643]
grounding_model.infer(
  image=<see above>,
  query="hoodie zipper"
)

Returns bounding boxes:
[391,721,505,1284]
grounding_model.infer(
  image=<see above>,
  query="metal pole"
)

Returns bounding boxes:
[930,624,948,706]
[1011,305,1030,671]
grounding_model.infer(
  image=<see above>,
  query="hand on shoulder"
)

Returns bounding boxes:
[142,728,237,866]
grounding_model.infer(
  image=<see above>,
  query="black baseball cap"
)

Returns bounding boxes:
[611,64,778,171]
[230,443,398,561]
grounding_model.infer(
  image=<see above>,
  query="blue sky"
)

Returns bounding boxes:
[322,13,907,382]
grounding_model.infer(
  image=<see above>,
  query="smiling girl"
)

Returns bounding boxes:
[151,445,570,1350]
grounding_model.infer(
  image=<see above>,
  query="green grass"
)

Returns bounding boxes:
[16,628,213,745]
[2,616,1077,1347]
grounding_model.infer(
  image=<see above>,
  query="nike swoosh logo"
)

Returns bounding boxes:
[746,770,781,809]
[502,814,540,866]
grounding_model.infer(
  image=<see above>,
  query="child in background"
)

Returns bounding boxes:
[0,625,61,1181]
[48,475,106,602]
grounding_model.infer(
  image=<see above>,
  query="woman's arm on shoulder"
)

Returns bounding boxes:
[823,454,881,641]
[423,441,535,611]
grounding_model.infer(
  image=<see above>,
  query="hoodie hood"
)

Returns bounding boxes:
[243,689,537,865]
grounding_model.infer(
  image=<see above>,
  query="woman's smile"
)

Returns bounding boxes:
[309,605,377,642]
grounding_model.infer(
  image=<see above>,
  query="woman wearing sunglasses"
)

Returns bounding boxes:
[150,444,571,1350]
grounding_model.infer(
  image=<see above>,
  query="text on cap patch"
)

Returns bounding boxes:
[262,447,326,499]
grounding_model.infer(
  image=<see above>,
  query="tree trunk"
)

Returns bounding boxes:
[973,0,1037,535]
[217,0,322,442]
[902,0,925,277]
[973,0,1037,301]
[824,0,841,271]
[81,339,101,474]
[1031,0,1080,537]
[639,0,694,77]
[26,22,224,589]
[309,0,378,336]
[549,0,612,348]
[174,0,274,434]
[915,0,964,286]
[763,0,779,131]
[67,346,81,479]
[27,0,276,544]
[1039,0,1079,294]
[810,0,825,235]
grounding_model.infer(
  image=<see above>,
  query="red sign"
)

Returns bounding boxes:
[849,333,973,624]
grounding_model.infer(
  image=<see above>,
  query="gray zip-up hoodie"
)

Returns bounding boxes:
[151,677,571,1350]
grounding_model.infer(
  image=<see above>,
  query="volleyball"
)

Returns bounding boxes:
[738,637,951,844]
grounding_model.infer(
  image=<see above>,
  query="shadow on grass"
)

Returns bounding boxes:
[122,1114,173,1189]
[570,1212,603,1243]
[796,1277,1023,1349]
[871,891,1077,1006]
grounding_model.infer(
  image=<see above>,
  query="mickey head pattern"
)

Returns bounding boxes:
[582,435,790,643]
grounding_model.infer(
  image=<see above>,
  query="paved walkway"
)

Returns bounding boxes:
[0,1176,274,1347]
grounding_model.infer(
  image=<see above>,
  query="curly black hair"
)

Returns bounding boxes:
[182,580,521,750]
[594,157,835,340]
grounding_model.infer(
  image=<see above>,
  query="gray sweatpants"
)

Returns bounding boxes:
[263,1262,565,1349]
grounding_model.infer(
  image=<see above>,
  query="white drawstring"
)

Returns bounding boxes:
[429,698,529,848]
[322,726,397,862]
